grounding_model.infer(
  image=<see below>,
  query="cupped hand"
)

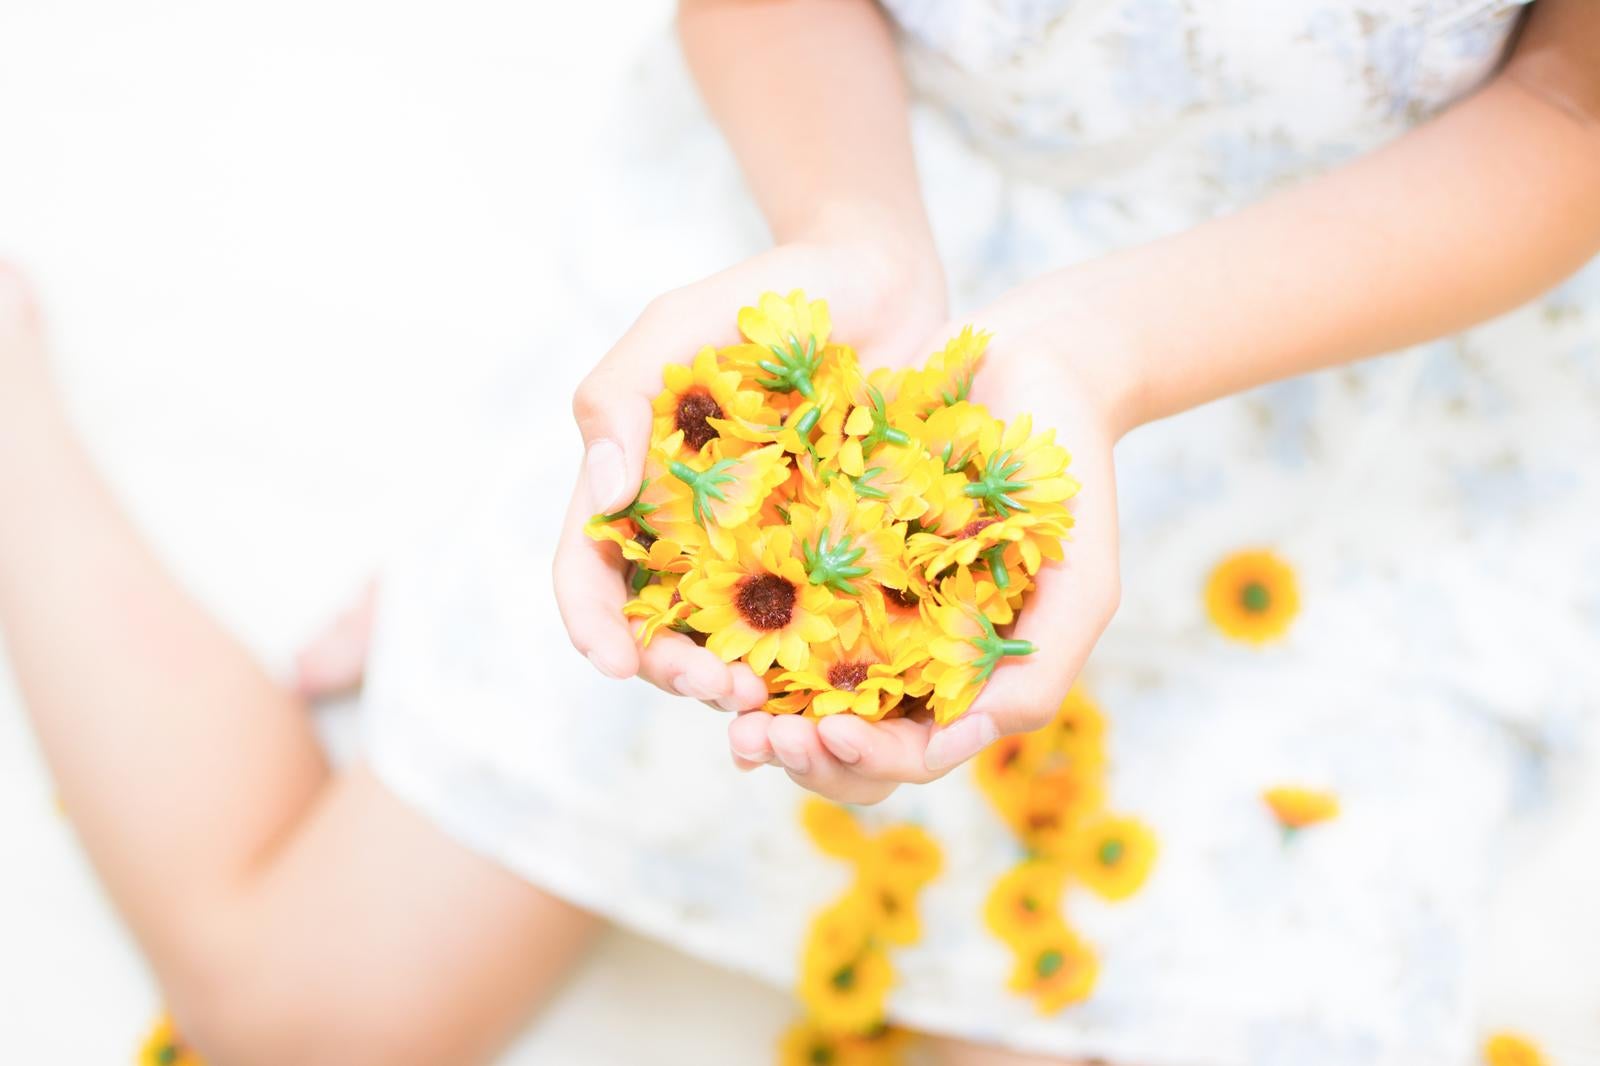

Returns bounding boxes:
[729,294,1127,803]
[554,239,946,709]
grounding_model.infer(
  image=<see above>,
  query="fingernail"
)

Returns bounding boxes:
[716,694,748,712]
[824,733,861,765]
[673,674,717,700]
[732,745,768,764]
[584,440,628,512]
[586,650,626,680]
[773,743,810,775]
[925,713,999,773]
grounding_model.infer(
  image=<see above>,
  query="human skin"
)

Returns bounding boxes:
[558,0,1600,805]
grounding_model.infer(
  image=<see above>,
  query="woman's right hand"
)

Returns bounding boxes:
[553,235,947,711]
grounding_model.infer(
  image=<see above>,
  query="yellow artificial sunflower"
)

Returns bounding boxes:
[651,345,770,458]
[902,326,990,413]
[801,798,868,861]
[974,732,1041,813]
[585,446,704,558]
[733,290,833,402]
[1262,786,1340,831]
[777,630,924,720]
[684,527,838,673]
[622,574,692,646]
[777,1022,909,1066]
[924,601,1035,725]
[1070,815,1158,901]
[1010,764,1106,858]
[797,898,895,1036]
[984,861,1069,948]
[864,824,943,890]
[1483,1032,1548,1066]
[787,477,909,599]
[668,439,791,556]
[1007,926,1100,1014]
[849,437,942,524]
[1205,549,1299,643]
[138,1013,205,1066]
[1048,688,1107,770]
[967,413,1079,519]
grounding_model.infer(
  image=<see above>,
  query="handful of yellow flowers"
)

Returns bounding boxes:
[586,291,1078,726]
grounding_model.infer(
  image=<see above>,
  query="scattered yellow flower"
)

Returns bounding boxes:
[1263,786,1340,831]
[1007,927,1100,1014]
[1070,815,1158,901]
[984,861,1068,948]
[1483,1032,1548,1066]
[1205,549,1300,643]
[138,1012,204,1066]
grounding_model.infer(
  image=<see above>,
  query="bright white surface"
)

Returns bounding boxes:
[0,2,1596,1063]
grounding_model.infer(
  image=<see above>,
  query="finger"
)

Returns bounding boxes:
[728,710,776,769]
[552,479,640,680]
[726,662,770,712]
[816,714,944,784]
[767,715,897,805]
[635,629,735,703]
[294,581,378,698]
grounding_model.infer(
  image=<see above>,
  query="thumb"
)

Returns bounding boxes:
[571,366,654,515]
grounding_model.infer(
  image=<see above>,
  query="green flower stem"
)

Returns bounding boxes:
[982,544,1011,590]
[967,609,1036,683]
[668,458,737,526]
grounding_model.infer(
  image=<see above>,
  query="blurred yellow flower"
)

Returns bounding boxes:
[984,861,1068,948]
[1205,549,1299,644]
[1008,927,1099,1014]
[1070,815,1158,901]
[798,899,895,1035]
[801,799,868,861]
[1263,786,1340,830]
[138,1013,204,1066]
[778,1022,909,1066]
[1483,1032,1548,1066]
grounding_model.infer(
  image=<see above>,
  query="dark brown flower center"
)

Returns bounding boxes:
[736,573,796,630]
[674,389,724,451]
[883,585,920,610]
[955,517,998,540]
[827,660,871,692]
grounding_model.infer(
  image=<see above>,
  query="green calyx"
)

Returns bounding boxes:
[756,333,822,399]
[851,466,889,501]
[1035,948,1064,979]
[599,477,661,539]
[941,370,974,407]
[962,448,1030,517]
[966,609,1035,683]
[940,440,977,474]
[858,385,911,456]
[668,458,738,526]
[804,527,871,595]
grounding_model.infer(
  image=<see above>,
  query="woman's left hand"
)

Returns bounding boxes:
[726,292,1131,804]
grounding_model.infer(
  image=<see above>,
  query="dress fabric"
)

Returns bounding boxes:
[361,2,1600,1063]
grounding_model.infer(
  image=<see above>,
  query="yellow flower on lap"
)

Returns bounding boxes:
[1070,815,1158,901]
[1007,926,1099,1014]
[138,1013,204,1066]
[1205,549,1300,643]
[801,797,868,861]
[778,1022,908,1066]
[798,898,895,1035]
[684,527,836,673]
[984,861,1068,948]
[1263,786,1340,830]
[1483,1032,1548,1066]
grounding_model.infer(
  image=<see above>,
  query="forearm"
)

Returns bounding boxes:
[993,9,1600,435]
[677,0,932,254]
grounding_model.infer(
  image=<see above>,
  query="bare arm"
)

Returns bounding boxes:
[982,0,1600,436]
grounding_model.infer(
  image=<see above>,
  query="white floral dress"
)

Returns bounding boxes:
[361,2,1600,1063]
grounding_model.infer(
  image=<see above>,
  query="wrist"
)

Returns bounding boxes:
[977,270,1152,441]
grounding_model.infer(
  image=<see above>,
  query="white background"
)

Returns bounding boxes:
[1,1,1596,1062]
